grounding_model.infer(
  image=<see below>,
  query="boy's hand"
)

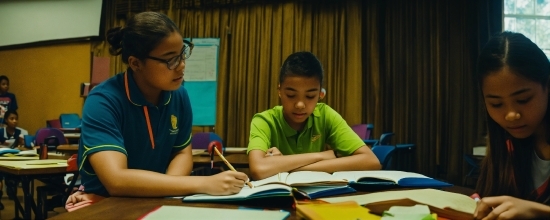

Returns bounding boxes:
[474,196,550,219]
[203,171,249,195]
[265,147,283,157]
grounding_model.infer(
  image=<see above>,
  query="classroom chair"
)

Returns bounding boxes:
[351,124,368,140]
[191,132,225,175]
[373,133,416,171]
[46,119,62,129]
[355,124,378,146]
[23,135,35,148]
[59,113,81,129]
[34,128,67,150]
[371,145,396,170]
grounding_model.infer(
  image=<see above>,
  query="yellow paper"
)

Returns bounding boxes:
[297,201,380,220]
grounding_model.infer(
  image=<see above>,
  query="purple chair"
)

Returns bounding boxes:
[351,124,368,140]
[192,132,224,152]
[34,128,67,150]
[353,124,378,145]
[191,132,225,175]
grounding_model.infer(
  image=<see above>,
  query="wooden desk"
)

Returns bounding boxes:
[0,159,75,219]
[56,144,79,155]
[49,186,474,220]
[193,154,249,168]
[63,133,81,139]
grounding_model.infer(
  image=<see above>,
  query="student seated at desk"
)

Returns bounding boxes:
[0,109,27,210]
[66,12,248,210]
[474,31,550,219]
[247,52,381,180]
[0,109,27,148]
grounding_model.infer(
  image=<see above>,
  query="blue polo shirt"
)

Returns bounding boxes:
[78,70,193,197]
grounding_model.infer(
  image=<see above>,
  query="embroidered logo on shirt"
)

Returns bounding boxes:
[169,115,179,135]
[311,134,321,142]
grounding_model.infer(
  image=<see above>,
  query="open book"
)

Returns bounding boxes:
[331,171,452,188]
[251,171,355,199]
[321,188,476,220]
[183,171,356,202]
[183,184,294,202]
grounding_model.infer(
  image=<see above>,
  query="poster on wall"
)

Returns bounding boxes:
[183,38,219,126]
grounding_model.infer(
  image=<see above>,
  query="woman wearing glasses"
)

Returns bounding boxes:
[65,12,248,211]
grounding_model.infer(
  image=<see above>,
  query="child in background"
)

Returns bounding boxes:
[0,110,27,210]
[474,31,550,219]
[0,110,28,147]
[66,11,248,210]
[247,51,381,180]
[0,75,18,125]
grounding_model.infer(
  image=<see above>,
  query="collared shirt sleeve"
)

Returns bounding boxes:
[324,106,365,156]
[78,92,127,176]
[247,114,272,154]
[171,87,192,154]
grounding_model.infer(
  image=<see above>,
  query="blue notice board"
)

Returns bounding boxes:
[183,38,219,126]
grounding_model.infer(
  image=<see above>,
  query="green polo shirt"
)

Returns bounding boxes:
[247,103,364,156]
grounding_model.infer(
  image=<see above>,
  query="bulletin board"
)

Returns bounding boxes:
[183,38,219,126]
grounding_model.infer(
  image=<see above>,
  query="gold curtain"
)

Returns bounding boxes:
[98,0,492,184]
[174,1,364,147]
[365,0,485,181]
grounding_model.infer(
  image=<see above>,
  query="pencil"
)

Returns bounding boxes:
[213,147,253,189]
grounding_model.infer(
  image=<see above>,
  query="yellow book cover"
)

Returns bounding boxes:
[296,201,380,220]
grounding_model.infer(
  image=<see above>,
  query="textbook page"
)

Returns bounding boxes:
[332,170,429,183]
[320,188,476,214]
[140,206,290,220]
[251,172,290,187]
[286,171,348,186]
[183,184,292,202]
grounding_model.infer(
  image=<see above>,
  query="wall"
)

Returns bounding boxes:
[0,42,91,135]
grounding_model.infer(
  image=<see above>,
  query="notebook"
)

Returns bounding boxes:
[183,184,294,202]
[0,148,20,155]
[331,171,452,188]
[320,188,476,220]
[139,205,290,220]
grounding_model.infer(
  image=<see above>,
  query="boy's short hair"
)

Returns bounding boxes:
[3,110,17,124]
[279,52,324,85]
[0,75,9,84]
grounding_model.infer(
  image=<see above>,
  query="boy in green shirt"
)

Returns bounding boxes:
[247,52,381,180]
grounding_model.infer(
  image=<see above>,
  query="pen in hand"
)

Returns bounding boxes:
[213,147,254,189]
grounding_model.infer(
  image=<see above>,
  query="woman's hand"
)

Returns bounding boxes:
[474,195,550,219]
[202,171,249,195]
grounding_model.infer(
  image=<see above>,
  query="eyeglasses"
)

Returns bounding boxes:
[146,40,194,70]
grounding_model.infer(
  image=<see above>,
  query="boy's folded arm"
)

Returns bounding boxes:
[292,146,381,172]
[248,149,327,180]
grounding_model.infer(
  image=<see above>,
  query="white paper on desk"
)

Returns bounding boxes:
[139,205,289,220]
